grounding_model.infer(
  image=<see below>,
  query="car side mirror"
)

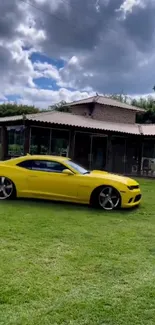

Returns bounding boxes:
[63,169,74,176]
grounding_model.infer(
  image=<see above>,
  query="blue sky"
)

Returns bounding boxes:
[31,52,65,90]
[30,52,65,69]
[29,52,80,93]
[34,77,59,90]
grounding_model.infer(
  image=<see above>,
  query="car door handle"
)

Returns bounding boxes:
[29,175,38,178]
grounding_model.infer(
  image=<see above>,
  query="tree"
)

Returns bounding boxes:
[110,93,155,124]
[109,93,128,104]
[131,97,155,123]
[48,100,71,112]
[0,103,39,117]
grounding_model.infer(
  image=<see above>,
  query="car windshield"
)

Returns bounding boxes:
[66,160,89,174]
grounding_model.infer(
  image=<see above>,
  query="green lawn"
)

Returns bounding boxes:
[0,179,155,325]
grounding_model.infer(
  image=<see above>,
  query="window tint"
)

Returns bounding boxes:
[18,159,66,173]
[17,160,32,169]
[66,160,88,174]
[31,160,66,173]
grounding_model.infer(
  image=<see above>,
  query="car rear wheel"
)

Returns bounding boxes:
[0,177,16,200]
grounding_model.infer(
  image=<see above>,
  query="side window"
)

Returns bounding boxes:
[17,160,32,169]
[31,160,66,173]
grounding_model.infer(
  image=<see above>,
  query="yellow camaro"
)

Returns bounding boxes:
[0,155,142,210]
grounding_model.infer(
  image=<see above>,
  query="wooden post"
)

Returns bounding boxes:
[106,135,112,172]
[24,126,30,155]
[137,137,143,176]
[1,126,8,160]
[68,129,75,159]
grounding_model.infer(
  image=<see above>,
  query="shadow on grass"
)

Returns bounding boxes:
[0,197,141,217]
[1,197,91,211]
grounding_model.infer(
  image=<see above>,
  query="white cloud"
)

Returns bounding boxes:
[33,61,60,81]
[117,0,146,19]
[68,56,79,66]
[17,87,95,108]
[0,94,7,101]
[95,0,100,12]
[0,0,155,110]
[34,0,64,11]
[17,24,46,42]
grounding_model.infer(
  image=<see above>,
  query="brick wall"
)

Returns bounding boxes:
[93,104,136,124]
[70,103,136,124]
[70,105,90,116]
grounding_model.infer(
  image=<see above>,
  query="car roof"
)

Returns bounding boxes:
[2,155,70,165]
[23,155,69,161]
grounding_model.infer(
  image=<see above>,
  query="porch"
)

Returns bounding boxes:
[0,121,151,176]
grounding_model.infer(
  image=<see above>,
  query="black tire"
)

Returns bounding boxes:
[9,182,17,200]
[90,185,121,210]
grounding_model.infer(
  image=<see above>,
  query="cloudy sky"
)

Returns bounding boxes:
[0,0,155,108]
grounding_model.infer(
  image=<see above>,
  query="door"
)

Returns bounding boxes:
[91,136,107,170]
[125,139,139,174]
[111,137,126,174]
[74,132,91,169]
[18,159,78,201]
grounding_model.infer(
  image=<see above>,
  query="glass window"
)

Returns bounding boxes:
[30,127,50,155]
[143,141,155,158]
[142,140,155,176]
[74,132,91,169]
[31,160,66,172]
[66,160,88,174]
[111,137,126,174]
[7,126,24,157]
[17,160,32,169]
[125,139,139,174]
[51,129,69,157]
[18,159,66,173]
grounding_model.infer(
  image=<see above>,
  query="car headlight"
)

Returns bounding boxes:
[128,185,139,190]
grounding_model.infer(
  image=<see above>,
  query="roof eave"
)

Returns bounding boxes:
[64,101,144,112]
[27,119,139,135]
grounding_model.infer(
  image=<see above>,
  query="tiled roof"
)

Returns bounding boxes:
[140,124,155,136]
[66,95,144,112]
[0,111,140,134]
[1,111,155,136]
[30,111,140,134]
[0,115,23,122]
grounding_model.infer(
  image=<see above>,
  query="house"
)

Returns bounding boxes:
[0,95,155,176]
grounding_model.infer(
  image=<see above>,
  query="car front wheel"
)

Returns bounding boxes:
[0,177,16,200]
[98,186,121,210]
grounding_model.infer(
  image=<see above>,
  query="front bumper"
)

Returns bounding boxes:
[121,189,142,208]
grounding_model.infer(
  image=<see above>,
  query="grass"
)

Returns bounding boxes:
[0,178,155,325]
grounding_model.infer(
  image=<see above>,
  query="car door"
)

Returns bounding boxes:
[19,159,78,201]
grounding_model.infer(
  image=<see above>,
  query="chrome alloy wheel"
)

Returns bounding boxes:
[99,186,120,210]
[0,177,13,200]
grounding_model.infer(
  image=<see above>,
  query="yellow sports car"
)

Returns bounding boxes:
[0,155,141,210]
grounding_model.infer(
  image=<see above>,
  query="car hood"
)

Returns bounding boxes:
[89,170,139,186]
